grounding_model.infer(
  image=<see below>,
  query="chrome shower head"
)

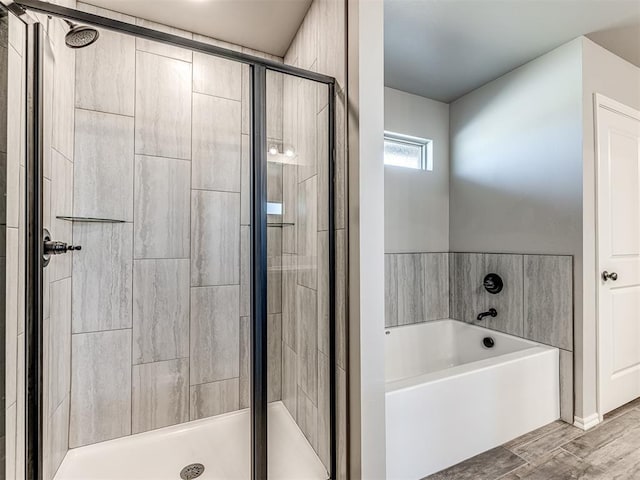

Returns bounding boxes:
[64,20,99,49]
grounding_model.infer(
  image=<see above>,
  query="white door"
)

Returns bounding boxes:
[597,95,640,415]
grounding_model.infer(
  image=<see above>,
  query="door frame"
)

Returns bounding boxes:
[594,92,640,421]
[12,1,339,478]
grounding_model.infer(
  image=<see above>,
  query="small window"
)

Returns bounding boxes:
[384,132,432,170]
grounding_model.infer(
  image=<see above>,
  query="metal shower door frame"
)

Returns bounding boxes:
[9,1,338,479]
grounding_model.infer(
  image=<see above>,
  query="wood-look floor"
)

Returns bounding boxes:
[425,397,640,479]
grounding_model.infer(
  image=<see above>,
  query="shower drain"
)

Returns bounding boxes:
[180,463,205,480]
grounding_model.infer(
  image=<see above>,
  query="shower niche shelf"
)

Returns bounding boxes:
[267,222,295,228]
[56,216,126,223]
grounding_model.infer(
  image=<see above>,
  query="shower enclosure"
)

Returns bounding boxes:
[3,1,339,478]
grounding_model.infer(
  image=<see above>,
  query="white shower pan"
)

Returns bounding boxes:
[53,402,327,480]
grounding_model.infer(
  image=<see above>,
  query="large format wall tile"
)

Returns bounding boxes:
[191,190,240,286]
[134,155,190,258]
[282,254,297,349]
[190,285,240,385]
[450,253,485,323]
[133,259,189,364]
[72,223,133,333]
[240,134,250,226]
[240,225,250,317]
[385,253,449,327]
[317,351,330,469]
[239,317,250,408]
[267,70,284,141]
[336,229,347,370]
[317,231,330,354]
[268,314,283,402]
[190,378,239,420]
[48,278,71,418]
[132,358,189,434]
[135,51,191,160]
[6,46,22,228]
[135,18,193,62]
[75,5,135,115]
[396,254,426,325]
[51,19,75,161]
[193,53,241,101]
[192,93,241,192]
[297,80,317,182]
[268,227,282,314]
[297,176,318,289]
[316,105,329,231]
[49,148,73,281]
[482,254,524,336]
[296,285,317,404]
[44,396,69,480]
[424,253,450,321]
[282,343,297,419]
[74,109,134,221]
[297,387,318,450]
[70,330,132,447]
[524,255,573,350]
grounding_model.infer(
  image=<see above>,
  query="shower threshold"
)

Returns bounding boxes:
[53,402,328,480]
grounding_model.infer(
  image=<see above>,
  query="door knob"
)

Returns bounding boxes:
[602,271,618,282]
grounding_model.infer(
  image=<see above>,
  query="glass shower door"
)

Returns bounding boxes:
[266,70,333,479]
[38,14,252,480]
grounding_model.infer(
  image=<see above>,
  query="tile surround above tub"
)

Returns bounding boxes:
[449,253,524,337]
[386,251,573,352]
[384,253,450,328]
[449,252,572,350]
[524,255,573,351]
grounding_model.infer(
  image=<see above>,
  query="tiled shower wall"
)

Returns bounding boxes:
[5,6,79,479]
[0,13,9,477]
[4,2,349,479]
[63,0,284,457]
[281,0,348,475]
[3,11,28,480]
[385,252,574,422]
[4,8,78,480]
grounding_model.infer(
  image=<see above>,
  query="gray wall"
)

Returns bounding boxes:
[384,87,449,253]
[449,39,583,257]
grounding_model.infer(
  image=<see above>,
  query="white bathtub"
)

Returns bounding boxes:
[385,319,559,479]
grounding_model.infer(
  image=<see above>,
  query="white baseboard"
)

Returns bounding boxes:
[573,413,601,431]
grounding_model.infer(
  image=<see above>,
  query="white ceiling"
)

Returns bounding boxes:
[84,0,313,57]
[385,0,640,103]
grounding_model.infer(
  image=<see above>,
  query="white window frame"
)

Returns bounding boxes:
[383,131,433,171]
